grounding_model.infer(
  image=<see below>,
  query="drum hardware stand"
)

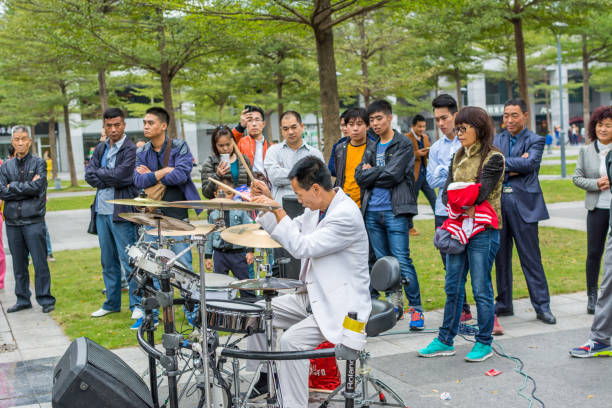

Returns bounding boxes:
[262,287,282,408]
[142,296,161,408]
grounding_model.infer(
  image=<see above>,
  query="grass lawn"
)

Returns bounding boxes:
[540,179,584,203]
[45,219,586,349]
[47,195,96,211]
[538,163,576,176]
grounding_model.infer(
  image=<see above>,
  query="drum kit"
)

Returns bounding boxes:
[108,196,312,408]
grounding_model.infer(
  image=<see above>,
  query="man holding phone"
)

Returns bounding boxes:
[232,105,269,174]
[406,114,436,235]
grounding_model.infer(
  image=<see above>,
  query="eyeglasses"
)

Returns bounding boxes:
[453,125,473,135]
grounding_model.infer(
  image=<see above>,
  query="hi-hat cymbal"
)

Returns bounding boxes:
[107,197,168,207]
[167,198,280,211]
[145,224,215,237]
[229,277,304,291]
[119,213,195,231]
[220,223,281,249]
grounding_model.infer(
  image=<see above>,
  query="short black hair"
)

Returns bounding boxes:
[344,107,369,126]
[288,156,332,191]
[218,174,235,187]
[432,94,458,114]
[8,144,15,157]
[367,99,392,117]
[504,98,528,113]
[280,110,302,124]
[412,114,426,126]
[146,107,170,125]
[103,108,125,121]
[340,109,349,123]
[247,105,265,121]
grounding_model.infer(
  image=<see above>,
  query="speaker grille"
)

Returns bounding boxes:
[87,339,152,405]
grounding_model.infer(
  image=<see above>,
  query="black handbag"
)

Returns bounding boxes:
[87,202,97,235]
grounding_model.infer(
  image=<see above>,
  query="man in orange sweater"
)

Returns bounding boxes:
[232,105,269,174]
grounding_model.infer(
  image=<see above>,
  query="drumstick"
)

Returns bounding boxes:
[231,138,255,182]
[208,177,251,201]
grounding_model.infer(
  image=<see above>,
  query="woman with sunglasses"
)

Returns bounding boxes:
[201,126,252,199]
[418,107,505,362]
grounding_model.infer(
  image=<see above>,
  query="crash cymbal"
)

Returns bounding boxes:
[107,197,168,207]
[220,223,281,249]
[167,198,280,211]
[229,277,304,291]
[118,213,195,231]
[145,224,216,237]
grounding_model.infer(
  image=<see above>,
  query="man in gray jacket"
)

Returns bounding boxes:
[0,126,55,313]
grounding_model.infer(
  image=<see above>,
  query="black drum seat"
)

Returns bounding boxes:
[365,299,396,337]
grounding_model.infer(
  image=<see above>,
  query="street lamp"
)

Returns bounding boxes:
[553,21,568,178]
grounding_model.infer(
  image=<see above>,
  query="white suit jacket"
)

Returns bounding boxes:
[257,188,371,350]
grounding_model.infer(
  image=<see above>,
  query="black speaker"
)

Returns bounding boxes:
[271,195,305,280]
[52,337,153,408]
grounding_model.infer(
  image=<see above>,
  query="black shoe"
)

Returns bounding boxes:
[536,311,556,324]
[7,303,32,313]
[248,373,269,400]
[42,304,55,313]
[496,309,514,317]
[587,287,598,315]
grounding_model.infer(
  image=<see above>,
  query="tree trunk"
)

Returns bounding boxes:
[506,80,513,100]
[48,114,58,180]
[545,87,552,139]
[581,34,590,128]
[358,18,371,107]
[30,126,37,155]
[217,102,225,124]
[511,17,530,119]
[454,67,462,110]
[156,7,177,139]
[313,4,341,162]
[60,82,78,187]
[277,78,284,128]
[315,111,322,151]
[98,68,108,113]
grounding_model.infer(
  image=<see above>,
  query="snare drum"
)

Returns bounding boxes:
[206,300,264,334]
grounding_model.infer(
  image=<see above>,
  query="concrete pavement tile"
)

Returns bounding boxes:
[500,321,558,337]
[549,293,583,306]
[551,314,593,331]
[16,346,65,362]
[366,338,410,358]
[552,300,592,317]
[11,326,67,343]
[17,334,70,351]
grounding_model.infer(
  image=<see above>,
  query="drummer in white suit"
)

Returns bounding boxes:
[248,156,372,407]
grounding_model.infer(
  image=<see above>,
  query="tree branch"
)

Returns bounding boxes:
[272,0,311,25]
[322,0,391,31]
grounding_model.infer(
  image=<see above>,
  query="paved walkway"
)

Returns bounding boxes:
[0,199,602,408]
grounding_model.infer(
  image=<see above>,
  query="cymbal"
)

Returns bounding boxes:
[221,223,281,249]
[205,273,237,288]
[229,277,304,291]
[146,224,215,237]
[119,213,195,231]
[166,198,280,211]
[107,197,168,207]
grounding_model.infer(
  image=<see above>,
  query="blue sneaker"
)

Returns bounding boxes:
[408,308,424,331]
[465,342,493,362]
[418,338,455,357]
[569,340,612,358]
[130,317,159,331]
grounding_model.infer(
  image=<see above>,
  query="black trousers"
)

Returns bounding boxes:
[213,250,254,298]
[6,222,55,307]
[586,208,610,289]
[495,196,551,314]
[409,172,437,230]
[435,215,471,314]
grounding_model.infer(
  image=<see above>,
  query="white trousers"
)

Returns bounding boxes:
[247,293,326,408]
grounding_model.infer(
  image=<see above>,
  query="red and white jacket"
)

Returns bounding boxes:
[441,182,498,244]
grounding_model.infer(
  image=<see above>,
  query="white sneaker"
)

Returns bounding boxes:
[131,308,144,320]
[91,308,118,317]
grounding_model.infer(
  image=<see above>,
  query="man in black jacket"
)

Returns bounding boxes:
[355,100,423,329]
[85,108,141,327]
[0,126,55,313]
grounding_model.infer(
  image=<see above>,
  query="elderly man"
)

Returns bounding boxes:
[247,156,371,407]
[264,110,324,203]
[0,126,55,313]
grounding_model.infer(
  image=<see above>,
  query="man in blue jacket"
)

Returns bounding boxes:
[493,99,556,325]
[85,108,140,324]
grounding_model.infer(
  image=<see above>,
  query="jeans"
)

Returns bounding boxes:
[438,229,499,346]
[43,222,52,256]
[365,210,421,311]
[96,215,138,311]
